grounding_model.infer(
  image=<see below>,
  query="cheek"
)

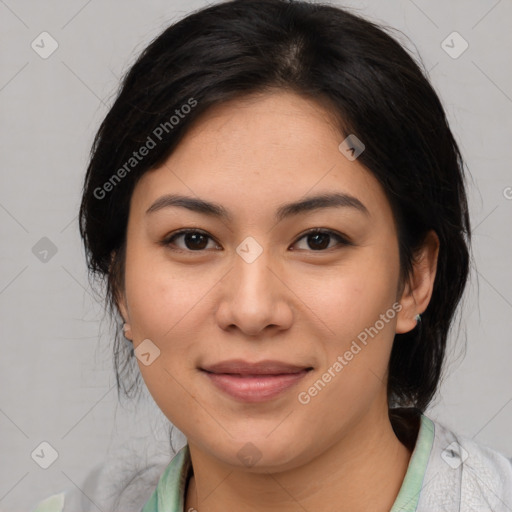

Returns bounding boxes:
[297,250,400,403]
[296,271,399,432]
[293,251,399,343]
[124,255,213,429]
[137,359,208,442]
[123,240,212,339]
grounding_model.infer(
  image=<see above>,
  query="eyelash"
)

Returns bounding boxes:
[161,228,353,253]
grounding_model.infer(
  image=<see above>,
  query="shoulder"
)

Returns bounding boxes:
[417,414,512,511]
[30,456,172,512]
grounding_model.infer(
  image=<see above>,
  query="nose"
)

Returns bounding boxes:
[215,241,294,337]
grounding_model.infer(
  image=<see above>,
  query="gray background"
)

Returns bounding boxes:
[1,0,511,510]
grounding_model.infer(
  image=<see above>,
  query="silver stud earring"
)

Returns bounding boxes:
[415,313,422,323]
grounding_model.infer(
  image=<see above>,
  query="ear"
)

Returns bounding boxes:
[395,230,440,334]
[118,293,133,341]
[110,250,133,341]
[117,298,128,323]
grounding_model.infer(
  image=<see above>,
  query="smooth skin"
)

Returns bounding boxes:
[119,90,439,512]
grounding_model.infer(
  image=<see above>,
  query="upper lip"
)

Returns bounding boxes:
[201,359,312,375]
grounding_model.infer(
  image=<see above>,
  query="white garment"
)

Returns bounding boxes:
[31,414,512,512]
[415,419,512,511]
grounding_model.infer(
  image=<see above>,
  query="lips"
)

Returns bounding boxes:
[200,359,313,402]
[201,359,312,375]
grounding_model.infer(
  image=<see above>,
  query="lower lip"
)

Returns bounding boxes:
[202,369,310,403]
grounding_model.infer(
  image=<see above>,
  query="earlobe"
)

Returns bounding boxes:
[117,296,133,341]
[395,279,418,334]
[110,250,133,340]
[122,322,133,341]
[395,230,440,334]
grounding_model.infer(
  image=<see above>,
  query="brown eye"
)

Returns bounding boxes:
[292,229,352,251]
[162,228,351,253]
[163,230,219,251]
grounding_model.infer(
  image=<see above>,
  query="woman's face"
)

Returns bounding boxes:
[119,91,419,471]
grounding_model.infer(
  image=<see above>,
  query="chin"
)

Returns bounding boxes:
[206,434,308,473]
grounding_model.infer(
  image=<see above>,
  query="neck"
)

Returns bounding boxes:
[185,407,416,512]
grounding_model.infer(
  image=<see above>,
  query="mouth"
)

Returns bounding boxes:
[200,359,313,402]
[201,358,313,375]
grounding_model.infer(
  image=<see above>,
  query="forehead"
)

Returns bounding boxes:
[179,90,343,159]
[131,91,393,226]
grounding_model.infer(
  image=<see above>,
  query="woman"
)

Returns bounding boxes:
[32,0,512,510]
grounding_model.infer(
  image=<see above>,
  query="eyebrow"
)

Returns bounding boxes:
[145,192,370,221]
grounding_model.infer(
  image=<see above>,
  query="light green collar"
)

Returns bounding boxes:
[390,413,435,511]
[142,413,434,512]
[141,443,192,512]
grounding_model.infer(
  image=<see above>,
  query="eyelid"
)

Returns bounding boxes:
[161,227,353,252]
